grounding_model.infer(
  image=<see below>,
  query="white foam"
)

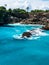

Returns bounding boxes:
[8,23,44,27]
[30,28,49,36]
[26,30,30,32]
[13,28,49,40]
[8,23,21,26]
[27,36,40,40]
[13,35,23,39]
[13,34,40,40]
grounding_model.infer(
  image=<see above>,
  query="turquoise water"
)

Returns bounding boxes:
[0,25,49,65]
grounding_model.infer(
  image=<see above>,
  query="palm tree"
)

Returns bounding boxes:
[26,7,29,12]
[4,4,7,8]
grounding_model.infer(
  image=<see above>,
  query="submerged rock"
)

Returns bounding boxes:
[22,32,32,38]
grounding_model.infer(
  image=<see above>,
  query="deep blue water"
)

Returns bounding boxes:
[0,25,49,65]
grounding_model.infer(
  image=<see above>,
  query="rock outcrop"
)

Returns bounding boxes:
[42,23,49,30]
[20,12,49,25]
[22,32,32,38]
[42,26,49,30]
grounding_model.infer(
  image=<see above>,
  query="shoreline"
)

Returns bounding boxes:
[7,23,44,26]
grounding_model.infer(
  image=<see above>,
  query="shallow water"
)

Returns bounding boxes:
[0,25,49,65]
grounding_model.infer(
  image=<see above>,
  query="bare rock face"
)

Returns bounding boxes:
[22,32,32,38]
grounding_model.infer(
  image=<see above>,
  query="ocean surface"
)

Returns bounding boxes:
[0,24,49,65]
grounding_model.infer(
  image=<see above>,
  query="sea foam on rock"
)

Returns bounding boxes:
[22,28,48,38]
[13,28,49,40]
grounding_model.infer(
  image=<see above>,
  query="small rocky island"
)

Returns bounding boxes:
[42,21,49,30]
[22,28,42,38]
[22,32,32,38]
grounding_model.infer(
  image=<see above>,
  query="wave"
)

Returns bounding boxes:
[8,23,44,27]
[13,34,41,40]
[13,35,23,40]
[13,28,49,40]
[30,28,49,36]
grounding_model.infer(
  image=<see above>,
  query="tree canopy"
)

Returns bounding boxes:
[0,6,29,25]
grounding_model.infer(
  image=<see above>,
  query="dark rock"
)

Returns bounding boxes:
[0,23,4,26]
[42,26,49,30]
[22,32,32,38]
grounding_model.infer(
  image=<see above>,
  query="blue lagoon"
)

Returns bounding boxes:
[0,24,49,65]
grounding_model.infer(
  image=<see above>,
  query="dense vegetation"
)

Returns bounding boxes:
[0,6,29,25]
[0,6,49,25]
[31,9,49,13]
